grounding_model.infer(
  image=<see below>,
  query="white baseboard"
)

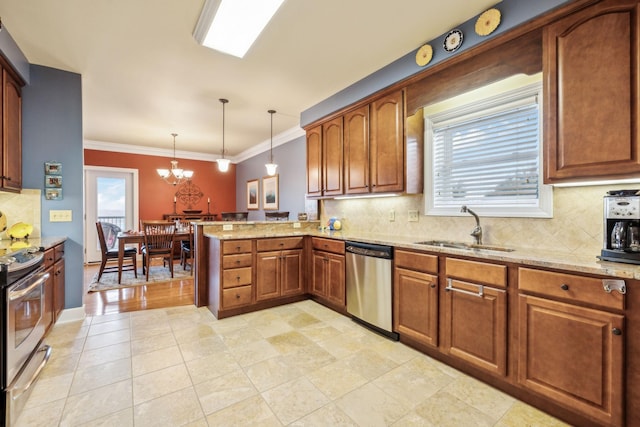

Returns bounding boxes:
[55,306,87,323]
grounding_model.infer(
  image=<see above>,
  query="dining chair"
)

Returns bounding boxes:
[141,221,176,281]
[96,222,137,281]
[179,222,194,274]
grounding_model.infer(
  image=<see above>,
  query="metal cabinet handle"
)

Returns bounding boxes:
[445,278,483,297]
[612,328,622,336]
[430,283,436,289]
[560,284,569,291]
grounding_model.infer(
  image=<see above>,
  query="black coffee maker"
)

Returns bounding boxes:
[599,190,640,264]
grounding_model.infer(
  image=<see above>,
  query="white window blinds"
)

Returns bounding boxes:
[425,82,552,217]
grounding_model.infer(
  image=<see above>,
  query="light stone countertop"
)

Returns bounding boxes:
[0,236,66,253]
[203,227,640,281]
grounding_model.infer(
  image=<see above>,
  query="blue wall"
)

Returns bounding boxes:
[22,65,84,310]
[236,136,307,221]
[300,0,572,126]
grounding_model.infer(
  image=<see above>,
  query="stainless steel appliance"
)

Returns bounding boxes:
[1,247,51,427]
[345,241,398,340]
[599,190,640,264]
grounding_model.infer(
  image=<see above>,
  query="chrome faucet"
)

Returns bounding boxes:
[461,205,482,245]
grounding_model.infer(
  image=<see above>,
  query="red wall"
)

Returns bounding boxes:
[84,149,236,223]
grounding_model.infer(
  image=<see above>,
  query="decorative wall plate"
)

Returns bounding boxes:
[415,44,433,66]
[475,8,501,36]
[443,29,463,52]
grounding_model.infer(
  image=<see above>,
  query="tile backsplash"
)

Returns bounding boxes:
[0,189,42,239]
[321,184,631,257]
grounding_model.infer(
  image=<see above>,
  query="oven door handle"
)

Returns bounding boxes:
[8,344,52,400]
[8,272,50,301]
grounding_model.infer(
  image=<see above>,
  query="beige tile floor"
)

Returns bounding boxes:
[16,301,568,426]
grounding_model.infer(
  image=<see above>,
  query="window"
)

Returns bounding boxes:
[424,78,552,218]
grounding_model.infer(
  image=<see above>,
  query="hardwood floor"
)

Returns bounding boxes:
[83,262,194,316]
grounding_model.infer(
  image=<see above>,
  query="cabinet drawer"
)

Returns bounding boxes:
[222,240,252,254]
[222,253,252,269]
[446,258,507,288]
[256,237,304,252]
[311,237,345,254]
[222,267,252,288]
[519,268,624,311]
[395,249,438,274]
[222,285,252,308]
[54,243,65,262]
[44,248,55,268]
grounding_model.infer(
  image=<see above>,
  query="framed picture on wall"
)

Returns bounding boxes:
[247,179,259,210]
[262,175,279,210]
[45,188,63,200]
[45,175,62,188]
[44,161,62,175]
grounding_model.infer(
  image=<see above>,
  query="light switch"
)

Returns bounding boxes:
[49,210,72,222]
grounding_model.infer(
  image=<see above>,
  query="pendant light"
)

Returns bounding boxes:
[216,98,231,172]
[265,109,277,176]
[157,133,194,186]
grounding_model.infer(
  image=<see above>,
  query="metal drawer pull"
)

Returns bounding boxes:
[446,278,483,297]
[603,279,626,295]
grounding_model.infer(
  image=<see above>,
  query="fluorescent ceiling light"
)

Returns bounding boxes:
[194,0,285,58]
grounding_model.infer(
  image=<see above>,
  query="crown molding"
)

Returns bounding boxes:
[83,125,305,164]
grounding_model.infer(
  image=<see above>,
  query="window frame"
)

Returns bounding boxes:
[424,80,553,218]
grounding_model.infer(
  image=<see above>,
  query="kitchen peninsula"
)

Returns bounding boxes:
[193,220,638,427]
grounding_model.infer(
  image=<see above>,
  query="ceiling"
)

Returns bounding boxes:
[0,0,498,160]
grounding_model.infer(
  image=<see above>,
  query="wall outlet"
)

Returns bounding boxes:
[293,222,301,228]
[388,209,395,222]
[50,209,72,222]
[408,210,419,222]
[222,224,233,231]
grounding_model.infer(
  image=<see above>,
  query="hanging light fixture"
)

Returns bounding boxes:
[265,109,277,176]
[157,133,194,186]
[216,98,231,172]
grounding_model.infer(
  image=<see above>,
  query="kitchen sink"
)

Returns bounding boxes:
[414,240,515,252]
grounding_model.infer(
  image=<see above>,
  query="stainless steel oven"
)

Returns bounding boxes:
[1,248,51,427]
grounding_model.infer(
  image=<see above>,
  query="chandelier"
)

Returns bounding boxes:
[265,109,277,176]
[157,133,194,186]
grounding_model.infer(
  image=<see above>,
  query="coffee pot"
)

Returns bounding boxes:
[627,222,640,252]
[611,221,627,249]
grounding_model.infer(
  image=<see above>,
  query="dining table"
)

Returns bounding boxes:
[116,229,192,284]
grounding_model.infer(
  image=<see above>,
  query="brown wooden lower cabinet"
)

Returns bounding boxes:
[442,278,507,376]
[393,267,438,348]
[256,249,304,301]
[309,237,346,309]
[518,294,624,426]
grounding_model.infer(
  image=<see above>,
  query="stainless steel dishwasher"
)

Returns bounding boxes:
[345,241,398,340]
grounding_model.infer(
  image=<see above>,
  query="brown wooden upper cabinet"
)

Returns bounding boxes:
[306,117,344,197]
[544,0,640,183]
[1,65,23,193]
[306,89,411,198]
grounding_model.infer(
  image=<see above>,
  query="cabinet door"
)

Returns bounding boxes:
[306,125,322,196]
[311,251,327,297]
[281,249,303,296]
[322,117,343,196]
[255,251,280,301]
[518,295,624,426]
[394,267,438,347]
[325,252,345,307]
[370,90,404,193]
[544,0,640,182]
[442,279,507,376]
[344,105,370,194]
[2,68,22,192]
[53,260,65,321]
[43,266,55,333]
